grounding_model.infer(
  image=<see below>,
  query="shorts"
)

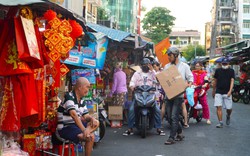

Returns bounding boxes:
[214,94,232,109]
[58,122,87,144]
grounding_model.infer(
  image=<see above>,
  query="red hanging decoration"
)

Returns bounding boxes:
[69,19,83,40]
[44,10,57,21]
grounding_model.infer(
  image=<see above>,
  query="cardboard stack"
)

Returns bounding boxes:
[108,105,123,128]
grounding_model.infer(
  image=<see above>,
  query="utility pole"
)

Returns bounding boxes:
[210,0,219,58]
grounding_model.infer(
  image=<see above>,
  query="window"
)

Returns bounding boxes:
[244,0,250,3]
[243,20,250,28]
[243,5,250,14]
[221,9,231,20]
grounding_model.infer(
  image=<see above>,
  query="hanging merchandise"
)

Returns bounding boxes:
[43,10,83,62]
[0,19,32,76]
[14,7,41,62]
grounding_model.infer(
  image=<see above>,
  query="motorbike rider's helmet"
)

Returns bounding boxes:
[140,58,151,73]
[166,47,180,57]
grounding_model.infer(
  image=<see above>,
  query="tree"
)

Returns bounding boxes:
[97,7,109,21]
[142,7,175,44]
[182,44,206,61]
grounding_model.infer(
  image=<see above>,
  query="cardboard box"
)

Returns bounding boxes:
[156,65,187,100]
[108,106,123,120]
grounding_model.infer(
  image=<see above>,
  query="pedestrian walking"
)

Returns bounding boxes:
[212,57,235,128]
[163,47,193,145]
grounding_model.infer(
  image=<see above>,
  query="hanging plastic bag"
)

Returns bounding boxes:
[186,87,195,107]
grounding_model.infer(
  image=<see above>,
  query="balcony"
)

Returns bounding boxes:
[220,2,234,7]
[88,0,101,6]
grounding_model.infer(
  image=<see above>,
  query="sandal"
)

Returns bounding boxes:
[164,138,175,145]
[183,124,189,128]
[123,129,134,136]
[175,134,185,141]
[157,129,165,136]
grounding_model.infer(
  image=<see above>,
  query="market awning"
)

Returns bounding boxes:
[0,0,87,30]
[209,57,221,63]
[86,22,131,42]
[191,56,209,65]
[221,40,250,55]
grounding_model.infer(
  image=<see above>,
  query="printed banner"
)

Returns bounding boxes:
[71,69,96,85]
[64,33,108,69]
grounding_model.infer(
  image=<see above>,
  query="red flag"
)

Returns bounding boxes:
[155,37,171,67]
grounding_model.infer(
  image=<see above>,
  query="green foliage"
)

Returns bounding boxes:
[97,7,109,20]
[142,7,175,44]
[182,44,206,61]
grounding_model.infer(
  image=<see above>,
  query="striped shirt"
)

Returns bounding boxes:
[57,91,89,130]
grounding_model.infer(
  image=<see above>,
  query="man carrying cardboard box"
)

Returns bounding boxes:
[163,47,193,145]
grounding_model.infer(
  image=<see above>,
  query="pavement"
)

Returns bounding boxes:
[91,90,250,156]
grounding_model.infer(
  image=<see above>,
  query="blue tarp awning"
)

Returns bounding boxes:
[87,22,131,42]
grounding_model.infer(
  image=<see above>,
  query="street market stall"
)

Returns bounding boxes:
[0,1,85,155]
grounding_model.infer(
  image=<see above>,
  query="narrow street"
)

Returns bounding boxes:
[92,90,250,156]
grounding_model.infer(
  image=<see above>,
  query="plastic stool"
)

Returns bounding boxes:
[53,144,75,156]
[54,129,79,156]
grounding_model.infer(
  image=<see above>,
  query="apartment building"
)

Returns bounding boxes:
[100,0,138,33]
[83,0,102,23]
[169,30,201,49]
[209,0,250,46]
[239,0,250,40]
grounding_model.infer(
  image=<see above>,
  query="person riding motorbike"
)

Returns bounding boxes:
[123,58,165,136]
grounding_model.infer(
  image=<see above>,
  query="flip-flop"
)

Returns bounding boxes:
[164,138,175,145]
[157,130,166,136]
[183,124,189,128]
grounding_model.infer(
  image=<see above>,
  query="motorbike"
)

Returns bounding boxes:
[92,95,110,142]
[242,79,250,104]
[134,77,156,138]
[232,80,246,103]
